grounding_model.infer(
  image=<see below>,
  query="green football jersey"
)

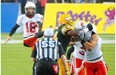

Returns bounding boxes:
[57,24,73,52]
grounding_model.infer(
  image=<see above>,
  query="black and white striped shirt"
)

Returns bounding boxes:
[31,37,65,60]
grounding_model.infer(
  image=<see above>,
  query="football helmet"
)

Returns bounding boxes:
[58,14,73,25]
[74,21,86,31]
[25,2,36,14]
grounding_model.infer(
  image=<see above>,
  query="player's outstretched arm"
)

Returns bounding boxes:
[67,23,93,39]
[4,24,19,44]
[4,36,11,44]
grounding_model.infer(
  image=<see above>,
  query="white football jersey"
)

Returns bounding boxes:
[85,37,103,61]
[16,14,43,39]
[73,24,97,60]
[73,41,85,60]
[83,24,103,60]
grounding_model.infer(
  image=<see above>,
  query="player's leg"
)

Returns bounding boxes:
[66,46,74,75]
[70,64,74,75]
[23,37,38,47]
[84,62,95,75]
[23,32,43,48]
[72,56,85,75]
[96,61,107,75]
[75,58,84,75]
[58,58,71,75]
[71,56,76,75]
[58,58,65,75]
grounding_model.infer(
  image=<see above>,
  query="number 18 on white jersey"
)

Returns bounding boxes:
[16,14,43,39]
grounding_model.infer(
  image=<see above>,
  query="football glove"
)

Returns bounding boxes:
[87,23,93,31]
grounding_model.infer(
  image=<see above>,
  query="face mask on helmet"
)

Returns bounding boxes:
[25,2,36,16]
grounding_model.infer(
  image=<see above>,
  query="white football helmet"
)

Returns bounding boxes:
[74,21,86,31]
[25,2,36,14]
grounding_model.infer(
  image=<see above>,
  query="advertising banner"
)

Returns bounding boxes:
[43,4,115,34]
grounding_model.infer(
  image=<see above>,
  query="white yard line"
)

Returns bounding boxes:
[1,40,23,44]
[102,40,115,44]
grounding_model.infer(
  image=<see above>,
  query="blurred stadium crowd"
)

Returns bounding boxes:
[1,0,115,15]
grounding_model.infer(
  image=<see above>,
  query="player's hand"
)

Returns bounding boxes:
[87,23,93,31]
[78,30,85,40]
[31,57,35,61]
[4,36,11,44]
[105,63,109,71]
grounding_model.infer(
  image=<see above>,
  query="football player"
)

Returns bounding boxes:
[57,14,93,53]
[75,22,107,75]
[69,21,87,75]
[4,2,43,49]
[57,14,93,75]
[4,2,43,75]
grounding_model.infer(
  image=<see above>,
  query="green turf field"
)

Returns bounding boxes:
[1,33,115,75]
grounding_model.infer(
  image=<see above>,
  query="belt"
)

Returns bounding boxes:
[38,58,57,62]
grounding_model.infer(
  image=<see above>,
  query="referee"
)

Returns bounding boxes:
[31,28,68,75]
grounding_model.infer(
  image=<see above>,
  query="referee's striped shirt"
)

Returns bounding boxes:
[31,37,65,60]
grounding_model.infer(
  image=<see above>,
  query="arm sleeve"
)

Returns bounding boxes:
[37,21,43,28]
[58,42,65,57]
[9,24,20,36]
[31,45,37,58]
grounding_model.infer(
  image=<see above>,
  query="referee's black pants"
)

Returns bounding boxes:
[36,58,59,75]
[32,60,36,75]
